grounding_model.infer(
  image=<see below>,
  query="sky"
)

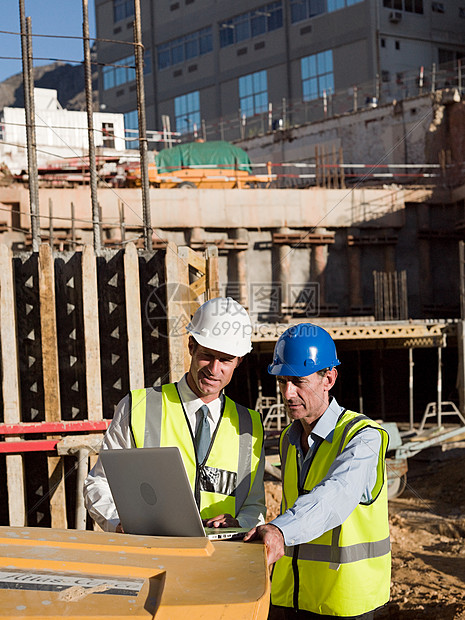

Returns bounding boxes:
[0,0,96,83]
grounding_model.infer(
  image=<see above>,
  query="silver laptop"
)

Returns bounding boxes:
[99,446,248,540]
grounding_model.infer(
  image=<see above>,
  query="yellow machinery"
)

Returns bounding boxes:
[0,526,270,619]
[126,141,274,189]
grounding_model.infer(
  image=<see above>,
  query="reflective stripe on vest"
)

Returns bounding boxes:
[272,410,391,616]
[284,535,391,564]
[129,384,263,519]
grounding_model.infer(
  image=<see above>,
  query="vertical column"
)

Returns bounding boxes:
[275,227,291,319]
[384,242,396,273]
[311,228,328,310]
[124,242,144,390]
[0,244,26,526]
[228,228,249,308]
[417,204,432,310]
[165,243,191,382]
[82,245,103,420]
[348,232,363,311]
[39,244,67,529]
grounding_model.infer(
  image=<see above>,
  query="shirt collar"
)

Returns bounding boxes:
[176,373,223,423]
[288,396,343,446]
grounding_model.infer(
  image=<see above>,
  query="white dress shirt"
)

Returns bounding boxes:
[83,374,266,531]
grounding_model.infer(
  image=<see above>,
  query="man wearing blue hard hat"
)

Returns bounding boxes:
[245,323,391,619]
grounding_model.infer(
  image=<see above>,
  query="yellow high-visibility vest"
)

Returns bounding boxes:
[271,410,391,616]
[130,384,263,519]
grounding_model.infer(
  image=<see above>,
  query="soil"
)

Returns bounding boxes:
[264,444,465,619]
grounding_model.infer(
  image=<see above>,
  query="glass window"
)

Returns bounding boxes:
[301,50,334,101]
[144,50,152,75]
[251,12,267,37]
[185,33,199,59]
[171,41,184,65]
[432,2,444,12]
[290,0,358,23]
[124,110,139,149]
[157,27,213,70]
[383,0,423,12]
[113,0,134,22]
[102,55,136,90]
[239,70,268,117]
[103,65,115,90]
[174,91,201,134]
[157,44,171,70]
[268,1,283,29]
[328,0,345,11]
[199,28,213,54]
[219,2,282,48]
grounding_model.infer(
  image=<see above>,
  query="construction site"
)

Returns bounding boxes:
[1,0,465,617]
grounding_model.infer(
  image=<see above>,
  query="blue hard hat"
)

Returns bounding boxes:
[268,323,340,377]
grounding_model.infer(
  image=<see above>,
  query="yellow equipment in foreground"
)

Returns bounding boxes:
[0,526,269,619]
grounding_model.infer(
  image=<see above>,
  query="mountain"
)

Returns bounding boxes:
[0,61,98,111]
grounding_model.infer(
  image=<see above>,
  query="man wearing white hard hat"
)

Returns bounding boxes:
[84,297,266,532]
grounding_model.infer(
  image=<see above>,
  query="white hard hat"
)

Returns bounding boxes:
[186,297,253,357]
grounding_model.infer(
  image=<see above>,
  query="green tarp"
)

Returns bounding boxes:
[156,141,252,174]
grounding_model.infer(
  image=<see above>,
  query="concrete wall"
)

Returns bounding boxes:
[2,182,461,323]
[0,186,406,231]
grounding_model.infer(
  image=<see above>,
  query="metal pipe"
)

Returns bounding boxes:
[75,449,89,530]
[19,4,40,251]
[133,0,152,251]
[437,345,442,427]
[357,349,363,415]
[409,348,414,431]
[82,0,101,252]
[48,198,53,247]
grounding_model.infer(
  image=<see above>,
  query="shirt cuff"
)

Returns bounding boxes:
[270,512,299,546]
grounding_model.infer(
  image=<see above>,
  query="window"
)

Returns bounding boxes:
[157,27,212,70]
[383,0,423,13]
[238,70,268,117]
[124,110,139,149]
[102,51,151,90]
[102,123,115,149]
[290,0,361,23]
[113,0,134,22]
[103,55,135,90]
[219,3,282,48]
[174,91,201,134]
[301,50,334,100]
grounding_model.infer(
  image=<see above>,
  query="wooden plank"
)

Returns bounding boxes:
[206,246,220,299]
[38,243,67,529]
[82,245,103,420]
[182,244,206,273]
[0,420,110,434]
[165,243,191,382]
[0,244,26,526]
[190,274,206,298]
[123,242,144,390]
[0,440,59,453]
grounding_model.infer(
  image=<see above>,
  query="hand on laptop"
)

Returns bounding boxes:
[203,513,240,528]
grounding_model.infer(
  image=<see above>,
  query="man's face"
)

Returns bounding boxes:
[187,339,242,402]
[277,368,337,428]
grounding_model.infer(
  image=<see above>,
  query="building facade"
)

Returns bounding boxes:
[94,0,465,139]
